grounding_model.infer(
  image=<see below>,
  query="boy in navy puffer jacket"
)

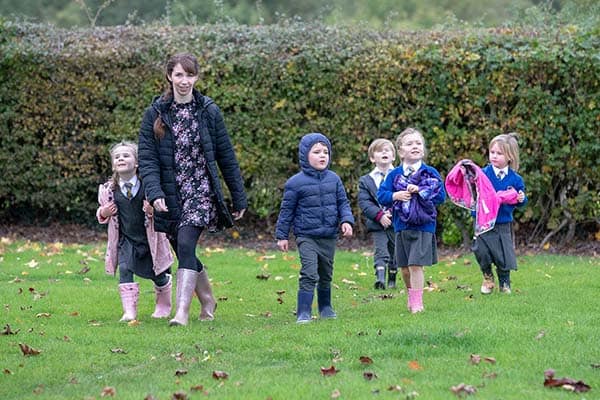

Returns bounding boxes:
[276,133,355,323]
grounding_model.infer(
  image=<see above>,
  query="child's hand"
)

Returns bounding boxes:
[517,190,525,203]
[143,200,153,217]
[407,184,419,193]
[341,222,353,237]
[100,201,117,218]
[393,190,412,201]
[379,212,392,228]
[277,239,289,252]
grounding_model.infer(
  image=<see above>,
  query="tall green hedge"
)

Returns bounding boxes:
[0,20,598,245]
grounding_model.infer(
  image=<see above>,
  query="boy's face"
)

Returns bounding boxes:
[112,145,137,176]
[308,142,329,171]
[370,144,395,166]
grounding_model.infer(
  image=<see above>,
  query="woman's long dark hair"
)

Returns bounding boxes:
[153,53,200,139]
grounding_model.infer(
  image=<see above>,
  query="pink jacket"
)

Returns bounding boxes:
[96,181,173,275]
[445,160,518,236]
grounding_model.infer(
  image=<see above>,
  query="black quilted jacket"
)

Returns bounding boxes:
[138,89,247,235]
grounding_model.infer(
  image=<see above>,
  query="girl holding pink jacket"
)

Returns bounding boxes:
[97,141,173,322]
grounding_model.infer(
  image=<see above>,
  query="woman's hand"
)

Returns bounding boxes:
[153,198,168,212]
[232,208,246,220]
[379,211,392,228]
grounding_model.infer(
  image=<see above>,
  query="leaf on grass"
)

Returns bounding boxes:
[190,385,204,392]
[321,365,340,376]
[78,266,91,274]
[36,313,51,318]
[26,259,39,268]
[470,354,481,365]
[331,388,341,398]
[484,357,496,364]
[341,278,356,285]
[257,255,276,261]
[256,273,270,280]
[1,324,19,335]
[19,343,41,356]
[535,330,545,340]
[212,370,229,380]
[408,360,422,370]
[483,371,498,379]
[363,371,377,380]
[388,385,403,392]
[69,311,79,317]
[276,290,286,295]
[377,293,394,300]
[591,364,600,369]
[359,356,373,365]
[277,297,283,304]
[4,369,13,375]
[450,383,477,396]
[127,320,140,326]
[456,284,472,291]
[143,395,158,400]
[175,369,188,377]
[543,369,591,392]
[110,348,127,354]
[100,386,116,397]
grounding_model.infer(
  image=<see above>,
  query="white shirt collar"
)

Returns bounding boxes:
[492,166,508,177]
[119,175,138,189]
[403,161,422,173]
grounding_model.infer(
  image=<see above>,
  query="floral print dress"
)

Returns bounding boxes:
[170,100,218,232]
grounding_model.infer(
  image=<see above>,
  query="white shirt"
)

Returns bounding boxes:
[492,166,508,180]
[402,161,422,176]
[119,175,140,198]
[370,167,394,189]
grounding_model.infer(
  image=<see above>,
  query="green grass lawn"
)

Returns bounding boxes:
[1,238,599,399]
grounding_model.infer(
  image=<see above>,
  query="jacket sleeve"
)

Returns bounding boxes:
[275,181,297,240]
[138,107,165,205]
[337,178,355,225]
[210,104,248,211]
[377,171,396,208]
[97,184,110,224]
[358,176,382,221]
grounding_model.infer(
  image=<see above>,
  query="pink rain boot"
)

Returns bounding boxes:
[408,288,424,314]
[169,268,198,326]
[118,282,139,322]
[195,269,217,321]
[151,274,172,318]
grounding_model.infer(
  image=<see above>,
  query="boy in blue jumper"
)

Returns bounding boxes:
[276,133,354,323]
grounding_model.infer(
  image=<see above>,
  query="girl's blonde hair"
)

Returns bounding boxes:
[367,138,396,160]
[109,141,138,189]
[395,127,427,160]
[489,133,520,171]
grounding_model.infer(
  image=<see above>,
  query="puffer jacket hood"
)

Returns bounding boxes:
[299,133,332,174]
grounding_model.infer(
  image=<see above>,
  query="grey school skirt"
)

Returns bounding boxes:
[395,230,438,267]
[472,223,517,271]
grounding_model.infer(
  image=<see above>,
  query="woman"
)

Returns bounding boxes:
[138,53,247,326]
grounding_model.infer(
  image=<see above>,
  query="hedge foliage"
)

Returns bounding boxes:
[0,18,598,245]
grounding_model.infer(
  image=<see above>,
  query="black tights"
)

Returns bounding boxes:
[170,225,204,272]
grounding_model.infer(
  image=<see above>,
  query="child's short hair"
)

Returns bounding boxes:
[489,133,520,171]
[367,138,396,160]
[395,127,427,160]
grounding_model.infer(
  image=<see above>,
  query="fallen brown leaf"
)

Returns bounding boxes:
[451,383,477,396]
[212,370,229,380]
[408,360,422,370]
[100,386,116,397]
[359,356,373,364]
[543,369,591,393]
[1,324,19,335]
[175,369,188,377]
[19,343,41,356]
[363,371,377,380]
[321,365,340,376]
[171,391,188,400]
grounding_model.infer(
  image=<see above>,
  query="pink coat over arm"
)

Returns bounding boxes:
[96,181,173,275]
[445,159,518,236]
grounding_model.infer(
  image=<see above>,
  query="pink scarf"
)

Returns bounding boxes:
[445,159,518,236]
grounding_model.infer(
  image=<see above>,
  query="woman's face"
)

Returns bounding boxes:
[168,63,198,101]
